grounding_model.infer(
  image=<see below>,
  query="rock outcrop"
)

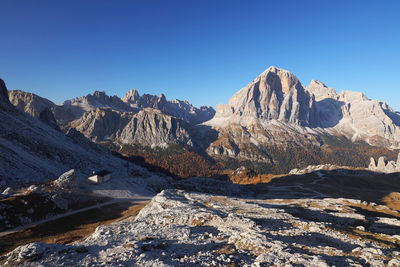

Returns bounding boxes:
[305,79,400,147]
[4,189,399,266]
[122,90,215,124]
[69,107,193,147]
[0,79,10,105]
[54,169,78,189]
[368,152,400,173]
[8,90,59,129]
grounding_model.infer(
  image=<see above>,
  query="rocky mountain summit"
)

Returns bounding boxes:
[213,66,316,127]
[70,107,193,147]
[63,89,215,125]
[305,79,400,148]
[204,66,400,168]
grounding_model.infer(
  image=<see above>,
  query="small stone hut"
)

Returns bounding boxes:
[87,170,111,184]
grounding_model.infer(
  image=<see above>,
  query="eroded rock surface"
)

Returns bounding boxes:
[369,152,400,173]
[53,169,78,189]
[5,189,399,266]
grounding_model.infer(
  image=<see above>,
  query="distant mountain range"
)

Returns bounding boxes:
[0,79,130,186]
[5,66,400,174]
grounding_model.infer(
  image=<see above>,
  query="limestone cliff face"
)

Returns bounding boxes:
[69,107,193,147]
[123,90,215,125]
[59,89,214,125]
[0,79,125,185]
[305,80,400,148]
[368,152,400,173]
[61,91,135,119]
[214,66,316,127]
[205,66,400,163]
[8,90,59,129]
[205,67,320,161]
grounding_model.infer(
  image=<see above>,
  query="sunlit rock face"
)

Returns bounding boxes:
[69,107,193,147]
[305,79,400,148]
[214,66,317,127]
[369,152,400,173]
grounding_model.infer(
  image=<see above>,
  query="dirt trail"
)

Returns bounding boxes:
[0,196,151,238]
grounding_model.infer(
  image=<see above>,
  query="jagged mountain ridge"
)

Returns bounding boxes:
[9,89,215,127]
[0,79,130,186]
[70,107,193,147]
[122,89,215,125]
[204,66,400,169]
[63,90,215,125]
[305,80,400,147]
[6,66,400,174]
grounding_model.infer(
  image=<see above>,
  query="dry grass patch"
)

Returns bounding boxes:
[191,219,205,226]
[214,244,236,255]
[344,201,400,218]
[0,201,148,256]
[338,228,400,249]
[382,192,400,211]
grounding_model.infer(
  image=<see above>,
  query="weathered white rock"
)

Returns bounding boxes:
[54,169,77,189]
[26,185,41,194]
[1,187,13,196]
[377,157,387,170]
[397,152,400,170]
[369,157,376,170]
[4,189,397,266]
[368,154,400,173]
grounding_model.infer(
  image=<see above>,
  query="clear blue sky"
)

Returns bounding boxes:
[1,0,400,111]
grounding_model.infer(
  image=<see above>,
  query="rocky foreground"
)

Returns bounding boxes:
[3,187,400,266]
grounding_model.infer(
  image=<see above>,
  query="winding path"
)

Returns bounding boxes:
[0,196,152,238]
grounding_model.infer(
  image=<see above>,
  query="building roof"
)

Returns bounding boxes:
[90,169,111,177]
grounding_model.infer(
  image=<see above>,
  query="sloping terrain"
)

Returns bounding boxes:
[2,170,400,266]
[0,80,130,186]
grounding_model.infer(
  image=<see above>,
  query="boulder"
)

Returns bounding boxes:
[2,187,13,196]
[26,185,41,194]
[54,169,77,189]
